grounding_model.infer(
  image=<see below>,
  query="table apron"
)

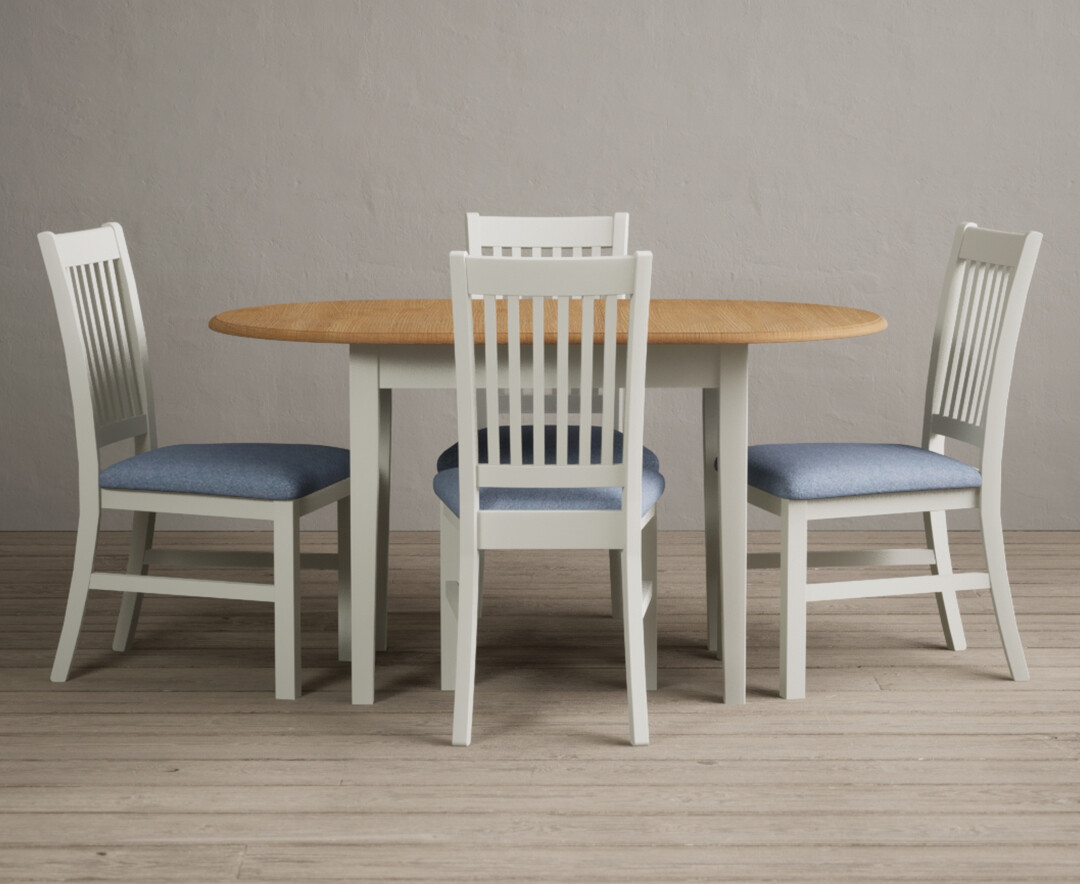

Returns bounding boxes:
[359,343,728,389]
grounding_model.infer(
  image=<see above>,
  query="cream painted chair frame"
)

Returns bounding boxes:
[441,251,657,746]
[40,223,350,699]
[746,224,1042,698]
[466,213,631,619]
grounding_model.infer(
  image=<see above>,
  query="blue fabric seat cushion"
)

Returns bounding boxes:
[742,443,982,501]
[99,443,350,501]
[436,425,660,472]
[433,468,665,518]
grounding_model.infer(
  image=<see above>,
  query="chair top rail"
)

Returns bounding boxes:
[46,225,122,268]
[466,213,627,251]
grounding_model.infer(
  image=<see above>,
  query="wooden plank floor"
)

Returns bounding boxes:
[1,530,1078,882]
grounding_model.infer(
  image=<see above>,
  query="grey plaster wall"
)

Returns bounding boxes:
[1,0,1077,531]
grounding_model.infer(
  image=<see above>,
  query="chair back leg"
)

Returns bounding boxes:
[452,545,482,746]
[619,538,650,747]
[51,508,100,682]
[980,500,1030,681]
[440,506,460,692]
[608,549,623,620]
[113,511,155,651]
[642,516,659,691]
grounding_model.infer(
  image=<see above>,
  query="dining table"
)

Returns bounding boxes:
[209,298,887,705]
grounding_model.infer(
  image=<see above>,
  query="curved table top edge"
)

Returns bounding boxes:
[209,299,887,346]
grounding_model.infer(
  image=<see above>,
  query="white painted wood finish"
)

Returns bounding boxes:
[746,224,1043,698]
[466,213,630,618]
[39,223,350,699]
[441,252,657,746]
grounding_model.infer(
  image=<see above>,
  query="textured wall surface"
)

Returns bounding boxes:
[2,0,1078,530]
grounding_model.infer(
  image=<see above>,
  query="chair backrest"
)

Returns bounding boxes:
[466,213,629,257]
[39,223,156,490]
[922,223,1042,471]
[449,252,652,521]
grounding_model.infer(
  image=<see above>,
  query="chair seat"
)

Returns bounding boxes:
[743,443,982,501]
[99,443,349,501]
[433,467,665,518]
[436,425,660,472]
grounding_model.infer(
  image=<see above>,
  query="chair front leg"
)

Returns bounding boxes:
[980,497,1030,681]
[52,507,101,682]
[273,503,302,700]
[924,509,966,651]
[779,501,808,700]
[113,510,155,652]
[337,497,351,662]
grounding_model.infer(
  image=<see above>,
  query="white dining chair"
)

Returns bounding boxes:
[39,222,351,699]
[739,223,1042,698]
[436,251,661,745]
[438,213,639,623]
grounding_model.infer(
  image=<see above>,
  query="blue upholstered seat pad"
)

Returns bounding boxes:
[436,425,660,472]
[744,443,982,501]
[99,443,349,501]
[433,468,665,518]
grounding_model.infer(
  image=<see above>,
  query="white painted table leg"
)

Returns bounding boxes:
[717,345,748,704]
[701,388,720,654]
[350,347,380,704]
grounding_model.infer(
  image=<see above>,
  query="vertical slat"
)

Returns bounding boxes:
[955,262,991,422]
[572,246,583,258]
[600,295,618,465]
[92,260,134,420]
[66,266,97,421]
[510,246,520,257]
[940,260,976,419]
[949,261,983,419]
[483,296,500,466]
[975,268,1014,426]
[532,296,545,465]
[578,296,595,463]
[970,266,1008,425]
[84,261,124,424]
[85,262,119,422]
[961,264,1000,425]
[555,296,570,465]
[72,265,109,424]
[507,296,523,465]
[103,258,140,418]
[109,257,143,417]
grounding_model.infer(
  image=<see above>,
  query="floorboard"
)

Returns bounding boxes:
[1,530,1077,882]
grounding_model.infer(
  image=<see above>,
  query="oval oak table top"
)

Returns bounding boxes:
[209,298,887,345]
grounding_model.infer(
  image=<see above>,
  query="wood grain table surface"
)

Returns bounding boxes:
[209,298,887,345]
